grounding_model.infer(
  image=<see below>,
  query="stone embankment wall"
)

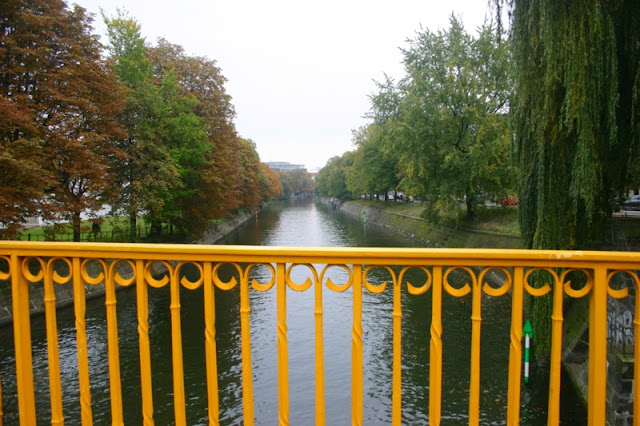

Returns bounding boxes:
[193,211,253,245]
[336,201,521,249]
[0,210,255,326]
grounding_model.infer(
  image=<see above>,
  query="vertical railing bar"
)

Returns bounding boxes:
[469,271,482,426]
[105,263,123,425]
[135,260,154,425]
[10,254,36,424]
[506,266,524,425]
[391,272,402,425]
[429,265,443,426]
[240,266,255,425]
[203,262,220,425]
[44,262,64,425]
[72,258,93,425]
[276,263,289,425]
[170,266,187,425]
[588,266,608,425]
[352,264,363,426]
[314,264,325,426]
[0,372,3,425]
[633,275,640,426]
[547,269,564,425]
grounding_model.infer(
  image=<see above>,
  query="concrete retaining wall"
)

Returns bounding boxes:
[337,201,521,249]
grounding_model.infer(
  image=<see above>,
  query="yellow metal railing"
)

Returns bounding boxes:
[0,241,638,425]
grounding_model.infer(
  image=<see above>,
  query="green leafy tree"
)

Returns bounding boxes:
[103,11,178,239]
[153,71,210,233]
[372,17,512,220]
[346,125,398,200]
[315,153,354,200]
[502,0,640,250]
[496,0,640,353]
[280,169,314,196]
[278,171,294,199]
[147,39,240,231]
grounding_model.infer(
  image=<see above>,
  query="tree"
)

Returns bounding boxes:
[103,11,178,239]
[258,163,283,201]
[148,39,246,234]
[314,153,353,200]
[346,125,398,199]
[496,0,640,353]
[154,71,210,233]
[371,17,512,220]
[278,171,294,199]
[0,0,124,240]
[502,0,640,250]
[232,138,263,208]
[280,169,314,196]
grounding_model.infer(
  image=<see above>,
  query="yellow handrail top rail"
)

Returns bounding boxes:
[1,240,639,266]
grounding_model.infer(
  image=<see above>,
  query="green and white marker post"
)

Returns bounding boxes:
[523,320,534,384]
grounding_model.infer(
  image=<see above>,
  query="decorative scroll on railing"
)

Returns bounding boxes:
[0,242,638,425]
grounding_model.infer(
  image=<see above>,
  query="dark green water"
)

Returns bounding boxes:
[0,199,586,424]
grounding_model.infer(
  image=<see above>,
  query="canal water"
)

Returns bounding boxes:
[0,199,586,424]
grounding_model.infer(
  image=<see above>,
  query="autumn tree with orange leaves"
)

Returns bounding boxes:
[0,0,125,240]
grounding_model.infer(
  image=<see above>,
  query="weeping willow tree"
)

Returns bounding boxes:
[499,1,640,352]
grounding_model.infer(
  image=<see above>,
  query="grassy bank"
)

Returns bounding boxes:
[18,216,151,242]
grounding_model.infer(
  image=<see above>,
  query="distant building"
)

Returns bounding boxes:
[23,216,42,228]
[266,162,306,172]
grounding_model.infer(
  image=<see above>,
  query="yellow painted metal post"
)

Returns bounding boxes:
[547,271,564,425]
[11,254,36,425]
[105,267,124,425]
[43,262,64,425]
[135,260,154,425]
[429,266,443,426]
[352,264,363,426]
[0,372,3,426]
[72,258,93,425]
[506,267,523,425]
[392,273,402,425]
[634,279,640,426]
[588,267,607,425]
[276,263,290,425]
[240,267,255,425]
[203,262,220,426]
[169,268,187,425]
[314,267,325,426]
[469,273,482,426]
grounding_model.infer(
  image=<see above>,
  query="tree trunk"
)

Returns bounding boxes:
[72,212,82,242]
[129,213,136,242]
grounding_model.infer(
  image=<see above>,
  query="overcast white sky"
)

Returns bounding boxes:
[72,0,493,171]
